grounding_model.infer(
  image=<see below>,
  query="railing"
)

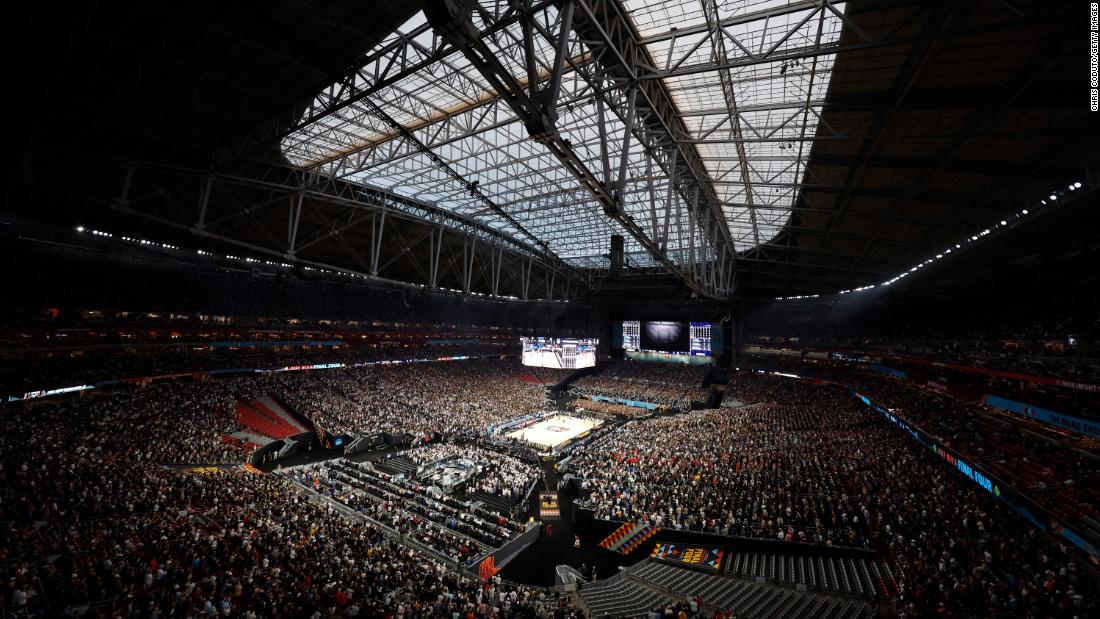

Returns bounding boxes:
[287,479,461,570]
[850,388,1100,560]
[521,476,540,509]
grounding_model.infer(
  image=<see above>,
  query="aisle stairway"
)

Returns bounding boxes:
[467,490,516,516]
[374,455,418,477]
[254,396,308,433]
[725,552,898,599]
[638,559,875,617]
[235,401,301,440]
[578,574,670,618]
[579,560,878,618]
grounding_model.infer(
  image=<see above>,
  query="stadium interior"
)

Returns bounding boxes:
[2,0,1099,617]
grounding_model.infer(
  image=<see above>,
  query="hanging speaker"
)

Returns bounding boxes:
[610,234,624,278]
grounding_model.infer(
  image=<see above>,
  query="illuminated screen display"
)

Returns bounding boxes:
[689,322,711,355]
[622,320,641,352]
[520,337,597,369]
[641,321,688,352]
[623,321,712,356]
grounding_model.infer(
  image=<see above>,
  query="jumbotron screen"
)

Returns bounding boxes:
[520,337,598,369]
[641,321,689,352]
[623,321,712,356]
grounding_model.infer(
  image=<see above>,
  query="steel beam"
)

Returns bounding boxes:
[638,6,1062,81]
[701,0,759,248]
[424,0,733,299]
[571,0,735,259]
[214,0,560,167]
[98,160,575,298]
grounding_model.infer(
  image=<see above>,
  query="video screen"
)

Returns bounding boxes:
[689,321,712,355]
[521,337,597,369]
[641,321,689,352]
[623,321,713,356]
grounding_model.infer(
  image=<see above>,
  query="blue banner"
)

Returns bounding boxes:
[984,395,1100,439]
[853,389,1098,559]
[869,364,906,379]
[590,395,660,410]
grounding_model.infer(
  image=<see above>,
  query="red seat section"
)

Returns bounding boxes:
[253,396,308,434]
[235,401,300,440]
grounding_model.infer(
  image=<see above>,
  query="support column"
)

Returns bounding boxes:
[521,259,532,300]
[462,239,476,295]
[286,192,304,259]
[733,300,744,367]
[370,210,386,276]
[428,228,443,289]
[112,165,134,212]
[195,175,213,231]
[490,247,503,297]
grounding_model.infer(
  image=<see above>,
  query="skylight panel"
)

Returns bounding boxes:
[625,0,844,251]
[280,0,845,268]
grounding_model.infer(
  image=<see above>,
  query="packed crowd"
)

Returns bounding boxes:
[571,360,709,409]
[4,356,555,469]
[292,462,486,565]
[870,354,1100,419]
[1,341,513,400]
[744,351,1100,419]
[571,397,655,419]
[291,457,526,565]
[748,336,1095,377]
[404,443,539,505]
[847,373,1100,546]
[4,228,592,398]
[571,376,1098,617]
[280,359,549,437]
[514,366,576,386]
[575,381,894,542]
[0,387,576,618]
[11,379,254,465]
[739,356,1100,546]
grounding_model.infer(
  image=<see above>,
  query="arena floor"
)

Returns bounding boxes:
[506,414,601,449]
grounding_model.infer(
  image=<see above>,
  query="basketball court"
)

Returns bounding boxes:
[506,414,601,449]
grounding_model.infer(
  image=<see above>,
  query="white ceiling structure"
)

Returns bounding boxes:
[280,0,842,281]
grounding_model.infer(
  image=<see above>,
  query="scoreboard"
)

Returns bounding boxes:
[521,337,597,369]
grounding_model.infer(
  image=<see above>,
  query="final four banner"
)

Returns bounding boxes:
[651,543,724,570]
